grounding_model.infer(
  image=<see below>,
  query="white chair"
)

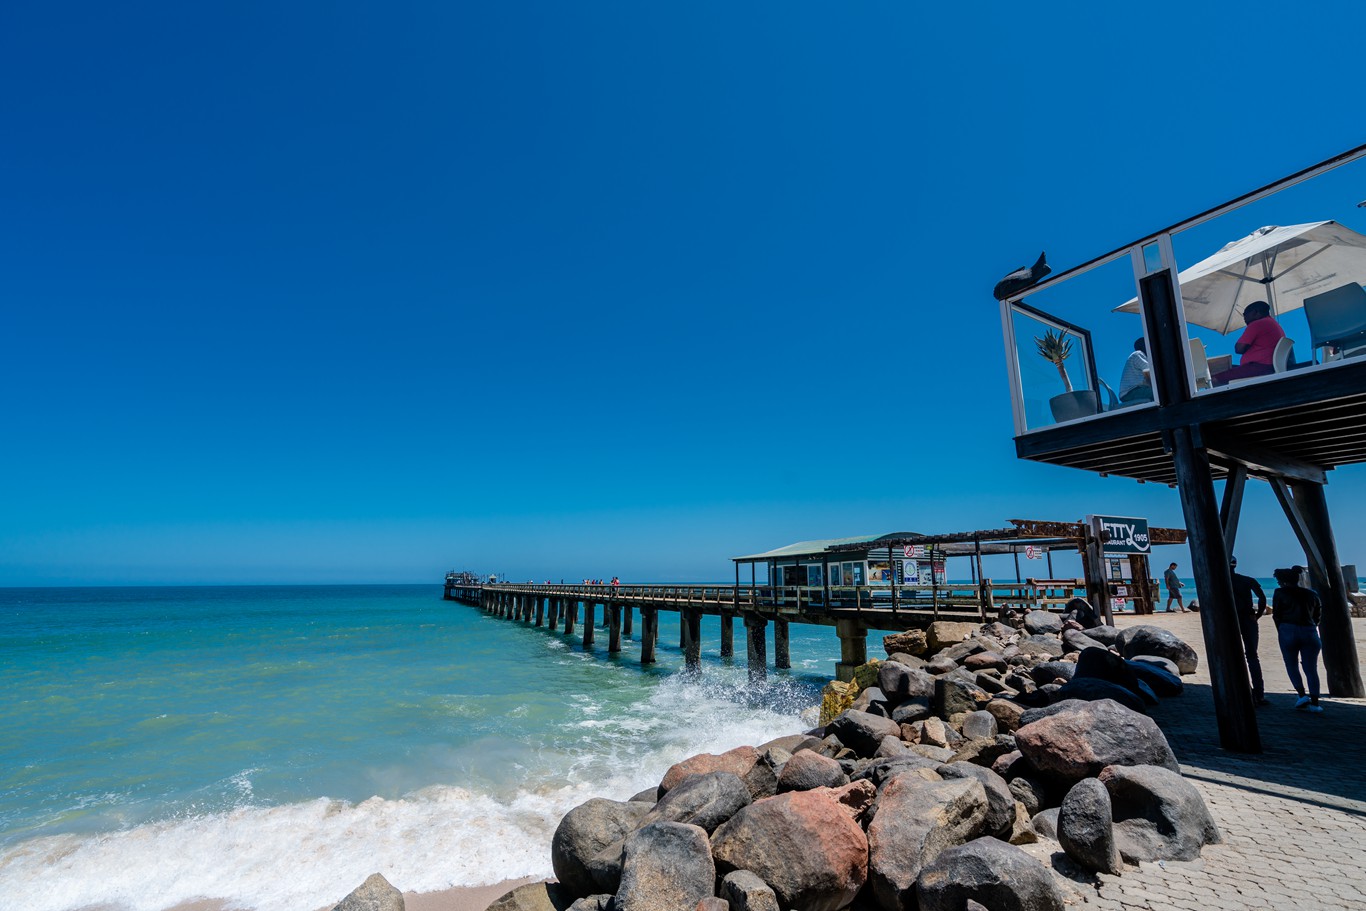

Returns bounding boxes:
[1273,336,1295,373]
[1189,338,1212,390]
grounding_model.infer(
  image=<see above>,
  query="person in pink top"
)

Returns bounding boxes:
[1213,300,1285,386]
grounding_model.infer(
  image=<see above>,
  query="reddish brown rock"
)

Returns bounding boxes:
[660,746,760,795]
[867,775,990,911]
[711,790,868,911]
[807,779,877,822]
[1015,699,1178,785]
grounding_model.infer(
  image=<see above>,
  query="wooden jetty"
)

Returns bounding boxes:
[444,518,1185,681]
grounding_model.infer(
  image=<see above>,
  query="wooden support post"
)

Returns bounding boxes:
[745,615,768,682]
[834,618,866,683]
[640,609,657,664]
[582,602,595,650]
[1169,425,1261,752]
[1287,480,1365,697]
[608,603,622,654]
[564,599,576,635]
[683,609,701,672]
[774,619,790,669]
[1086,517,1113,625]
[1220,465,1248,555]
[535,596,544,627]
[623,604,633,637]
[719,610,734,657]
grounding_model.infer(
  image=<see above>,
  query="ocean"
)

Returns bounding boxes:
[0,585,839,911]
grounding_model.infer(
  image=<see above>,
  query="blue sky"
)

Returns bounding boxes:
[3,2,1366,585]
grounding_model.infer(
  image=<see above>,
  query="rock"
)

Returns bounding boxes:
[962,710,998,740]
[552,798,653,899]
[915,837,1064,911]
[1083,624,1123,647]
[1031,807,1060,840]
[883,629,928,656]
[333,874,403,911]
[1117,626,1199,675]
[743,749,784,800]
[878,663,937,702]
[1015,699,1177,785]
[809,779,878,822]
[819,680,859,726]
[986,699,1027,734]
[935,676,992,718]
[1072,646,1143,694]
[912,744,956,762]
[827,710,902,758]
[720,870,780,911]
[964,652,1008,672]
[938,761,1015,838]
[974,673,1010,695]
[889,652,927,669]
[629,788,659,804]
[920,717,950,747]
[992,749,1025,778]
[1130,654,1180,677]
[876,736,912,757]
[891,700,932,724]
[947,734,1017,768]
[585,839,626,894]
[711,790,868,911]
[1101,764,1222,862]
[982,621,1016,640]
[642,771,752,833]
[660,746,760,796]
[758,733,821,755]
[853,660,884,690]
[927,621,978,652]
[777,750,848,792]
[616,822,716,911]
[814,735,843,759]
[1029,661,1076,685]
[850,687,887,714]
[1023,610,1063,635]
[566,898,612,911]
[1062,628,1106,653]
[926,653,959,675]
[1053,677,1148,714]
[867,776,990,911]
[1011,777,1046,816]
[1125,659,1183,698]
[1058,778,1122,874]
[939,639,987,664]
[1008,802,1039,846]
[486,882,572,911]
[850,754,942,788]
[696,899,728,911]
[1019,635,1065,659]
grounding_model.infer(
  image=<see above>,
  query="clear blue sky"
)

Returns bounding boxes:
[4,2,1365,585]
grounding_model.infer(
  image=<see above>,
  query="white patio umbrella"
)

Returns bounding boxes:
[1114,221,1366,333]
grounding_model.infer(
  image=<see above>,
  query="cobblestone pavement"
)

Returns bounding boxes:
[1041,611,1366,910]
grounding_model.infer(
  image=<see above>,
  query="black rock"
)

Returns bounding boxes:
[777,750,848,793]
[1023,610,1063,636]
[1125,659,1183,698]
[935,676,992,718]
[1058,778,1122,874]
[640,771,752,833]
[1029,661,1076,685]
[879,663,936,702]
[915,836,1065,911]
[552,798,653,899]
[721,870,780,911]
[938,761,1015,838]
[1117,626,1199,675]
[827,710,902,758]
[891,699,933,724]
[616,821,716,911]
[850,754,942,788]
[1101,764,1222,862]
[1053,677,1148,714]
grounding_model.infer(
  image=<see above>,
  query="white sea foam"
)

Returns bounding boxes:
[0,673,809,911]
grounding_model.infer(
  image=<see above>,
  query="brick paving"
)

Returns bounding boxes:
[1040,611,1366,910]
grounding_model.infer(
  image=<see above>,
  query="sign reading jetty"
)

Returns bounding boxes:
[1092,515,1150,555]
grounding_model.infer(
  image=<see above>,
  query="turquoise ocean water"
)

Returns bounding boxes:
[0,585,840,911]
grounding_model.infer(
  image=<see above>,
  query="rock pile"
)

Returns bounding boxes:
[509,613,1218,911]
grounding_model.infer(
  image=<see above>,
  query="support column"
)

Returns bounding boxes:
[640,609,657,664]
[583,602,595,650]
[564,599,576,635]
[683,609,701,673]
[834,618,867,683]
[608,603,622,654]
[746,615,768,682]
[622,605,633,637]
[720,610,734,658]
[535,596,544,627]
[548,597,559,631]
[1288,480,1365,697]
[1170,426,1261,752]
[774,619,790,669]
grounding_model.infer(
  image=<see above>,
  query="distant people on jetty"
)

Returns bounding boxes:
[1229,556,1269,706]
[1164,562,1188,612]
[610,576,620,590]
[1212,300,1285,386]
[1118,337,1153,404]
[1272,565,1324,712]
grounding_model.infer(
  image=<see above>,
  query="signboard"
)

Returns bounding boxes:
[1111,597,1127,612]
[1025,545,1043,560]
[1090,515,1150,555]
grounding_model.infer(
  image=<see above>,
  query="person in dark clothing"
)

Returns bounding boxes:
[1061,596,1102,631]
[1272,565,1324,712]
[1229,556,1269,705]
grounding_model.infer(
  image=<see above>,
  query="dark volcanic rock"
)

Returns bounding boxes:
[1072,647,1142,694]
[1030,807,1060,840]
[641,771,752,833]
[1058,778,1122,874]
[879,663,936,702]
[850,686,888,714]
[1101,764,1222,862]
[915,837,1064,911]
[552,798,653,899]
[1125,659,1183,698]
[867,776,990,911]
[720,870,780,911]
[777,749,848,793]
[711,790,868,911]
[850,754,941,788]
[616,822,716,911]
[333,874,403,911]
[935,676,992,718]
[891,699,933,724]
[1011,776,1046,816]
[1062,628,1106,653]
[1015,699,1177,785]
[1083,624,1123,647]
[1030,661,1076,685]
[938,761,1015,838]
[1053,677,1148,715]
[827,710,902,758]
[948,734,1018,768]
[1023,610,1063,636]
[1117,626,1199,675]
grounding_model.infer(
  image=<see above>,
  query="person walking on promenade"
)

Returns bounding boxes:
[1164,562,1188,612]
[1229,556,1269,705]
[1272,565,1324,713]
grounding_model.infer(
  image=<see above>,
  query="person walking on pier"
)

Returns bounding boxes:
[1164,562,1188,612]
[1272,565,1324,712]
[1229,556,1269,706]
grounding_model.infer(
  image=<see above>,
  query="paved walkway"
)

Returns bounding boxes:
[1053,611,1366,910]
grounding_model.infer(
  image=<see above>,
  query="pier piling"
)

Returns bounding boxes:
[720,610,734,658]
[641,608,658,664]
[683,609,701,672]
[775,619,791,669]
[746,615,767,682]
[583,602,595,650]
[608,604,622,653]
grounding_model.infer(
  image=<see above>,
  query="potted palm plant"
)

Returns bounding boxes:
[1035,328,1097,422]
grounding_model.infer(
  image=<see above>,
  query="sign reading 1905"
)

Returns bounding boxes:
[1093,515,1150,554]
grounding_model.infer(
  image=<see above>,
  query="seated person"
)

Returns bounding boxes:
[1118,337,1153,403]
[1212,300,1284,386]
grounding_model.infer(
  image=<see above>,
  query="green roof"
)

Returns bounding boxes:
[732,533,916,562]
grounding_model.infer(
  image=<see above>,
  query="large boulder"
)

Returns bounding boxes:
[883,629,928,656]
[660,746,760,796]
[777,750,848,792]
[827,710,902,758]
[616,822,716,911]
[1062,628,1106,653]
[985,698,1027,733]
[934,676,992,719]
[1058,778,1122,874]
[879,662,936,702]
[711,790,868,911]
[1083,624,1123,648]
[1125,659,1183,698]
[1018,635,1065,659]
[721,870,780,911]
[486,882,571,911]
[1053,677,1148,715]
[552,798,653,899]
[333,874,403,911]
[1014,700,1178,785]
[867,775,990,910]
[809,779,878,822]
[937,761,1015,838]
[1117,626,1199,675]
[1029,661,1076,685]
[927,621,978,652]
[1129,654,1180,677]
[850,754,941,788]
[962,711,998,740]
[641,771,752,833]
[1101,764,1222,862]
[1072,647,1142,694]
[1023,610,1063,635]
[915,837,1065,911]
